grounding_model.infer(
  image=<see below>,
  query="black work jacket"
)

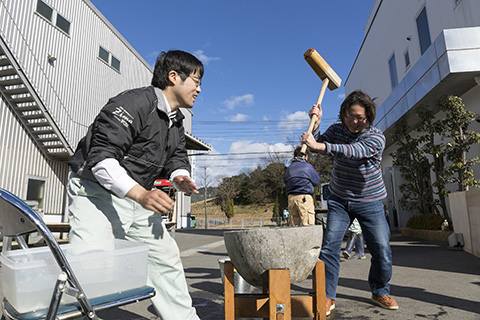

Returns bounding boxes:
[69,86,190,190]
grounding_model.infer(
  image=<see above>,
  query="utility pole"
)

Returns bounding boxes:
[204,167,208,229]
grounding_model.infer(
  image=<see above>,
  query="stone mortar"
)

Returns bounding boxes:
[224,225,323,286]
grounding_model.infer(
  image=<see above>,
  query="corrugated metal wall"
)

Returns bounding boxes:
[0,98,68,214]
[0,0,160,216]
[1,0,154,145]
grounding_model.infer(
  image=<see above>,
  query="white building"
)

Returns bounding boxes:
[0,0,209,228]
[345,0,480,230]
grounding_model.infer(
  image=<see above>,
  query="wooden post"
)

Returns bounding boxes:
[224,261,235,320]
[313,261,327,320]
[268,269,291,320]
[263,285,269,320]
[223,261,326,319]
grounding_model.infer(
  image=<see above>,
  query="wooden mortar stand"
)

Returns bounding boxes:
[224,261,327,320]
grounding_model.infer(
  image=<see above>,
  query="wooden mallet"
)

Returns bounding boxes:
[300,48,342,154]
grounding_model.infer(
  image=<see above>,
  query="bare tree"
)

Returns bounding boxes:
[198,167,214,229]
[217,175,241,204]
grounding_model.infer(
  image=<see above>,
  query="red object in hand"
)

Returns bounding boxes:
[153,179,176,200]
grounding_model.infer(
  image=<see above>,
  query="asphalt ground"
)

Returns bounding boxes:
[1,229,480,320]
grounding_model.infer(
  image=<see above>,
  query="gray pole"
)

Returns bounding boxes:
[204,167,208,229]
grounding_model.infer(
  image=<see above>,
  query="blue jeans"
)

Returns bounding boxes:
[320,194,392,299]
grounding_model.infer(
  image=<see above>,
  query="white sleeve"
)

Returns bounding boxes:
[91,158,138,198]
[169,169,191,188]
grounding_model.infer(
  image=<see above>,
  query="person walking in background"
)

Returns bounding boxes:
[302,90,398,316]
[68,50,202,320]
[285,146,320,226]
[342,218,366,260]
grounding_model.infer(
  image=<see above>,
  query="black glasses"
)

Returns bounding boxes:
[188,75,202,88]
[346,113,367,122]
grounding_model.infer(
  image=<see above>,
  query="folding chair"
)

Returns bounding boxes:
[0,188,155,320]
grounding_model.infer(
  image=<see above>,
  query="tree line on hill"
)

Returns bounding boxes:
[213,153,333,218]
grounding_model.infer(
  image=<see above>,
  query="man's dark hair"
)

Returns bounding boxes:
[339,90,377,126]
[294,146,309,158]
[151,50,204,89]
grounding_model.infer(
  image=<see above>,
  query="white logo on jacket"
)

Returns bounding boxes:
[112,106,134,128]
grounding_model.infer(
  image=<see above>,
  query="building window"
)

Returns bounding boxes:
[36,0,53,22]
[36,0,71,35]
[99,46,121,72]
[111,55,121,72]
[99,46,110,63]
[388,54,398,89]
[56,13,71,34]
[404,50,411,69]
[26,178,46,210]
[416,7,432,55]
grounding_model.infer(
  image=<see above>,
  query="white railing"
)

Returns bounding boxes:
[194,217,289,229]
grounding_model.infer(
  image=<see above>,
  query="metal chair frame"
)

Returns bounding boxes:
[0,188,155,320]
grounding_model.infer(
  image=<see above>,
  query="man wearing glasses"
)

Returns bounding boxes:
[68,50,202,320]
[302,90,398,316]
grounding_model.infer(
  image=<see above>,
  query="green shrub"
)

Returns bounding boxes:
[272,197,280,218]
[225,198,235,219]
[406,213,452,230]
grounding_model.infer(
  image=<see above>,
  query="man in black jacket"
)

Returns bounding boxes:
[68,50,202,320]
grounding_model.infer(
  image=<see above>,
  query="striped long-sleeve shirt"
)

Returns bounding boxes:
[315,122,387,202]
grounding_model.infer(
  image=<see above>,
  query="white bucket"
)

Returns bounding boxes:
[218,257,255,294]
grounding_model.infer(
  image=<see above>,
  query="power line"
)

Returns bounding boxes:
[193,117,338,125]
[188,117,340,150]
[192,151,291,156]
[191,118,338,133]
[197,138,291,143]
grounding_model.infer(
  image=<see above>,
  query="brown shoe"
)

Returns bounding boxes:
[371,295,399,310]
[326,298,336,316]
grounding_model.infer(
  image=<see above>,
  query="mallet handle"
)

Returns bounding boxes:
[301,78,330,155]
[316,77,330,106]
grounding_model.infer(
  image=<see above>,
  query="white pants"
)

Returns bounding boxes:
[67,173,199,320]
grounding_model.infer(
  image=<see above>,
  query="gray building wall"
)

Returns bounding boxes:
[0,0,206,225]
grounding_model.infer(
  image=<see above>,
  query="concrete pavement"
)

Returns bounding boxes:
[1,229,480,319]
[179,229,480,320]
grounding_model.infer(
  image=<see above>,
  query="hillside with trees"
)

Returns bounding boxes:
[207,152,333,218]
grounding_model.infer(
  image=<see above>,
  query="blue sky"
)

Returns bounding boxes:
[90,0,375,185]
